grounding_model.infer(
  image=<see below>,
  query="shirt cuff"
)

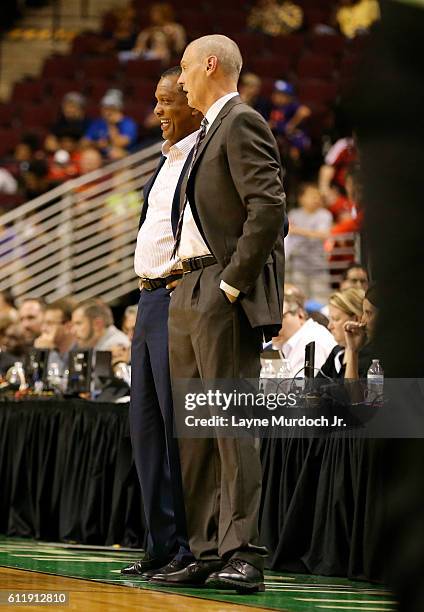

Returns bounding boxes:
[220,280,240,298]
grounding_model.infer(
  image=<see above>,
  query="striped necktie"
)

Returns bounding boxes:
[171,117,208,259]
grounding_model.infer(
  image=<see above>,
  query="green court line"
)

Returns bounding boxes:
[0,538,397,612]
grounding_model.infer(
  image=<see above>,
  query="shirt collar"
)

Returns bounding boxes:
[205,92,239,132]
[161,129,200,160]
[283,318,315,356]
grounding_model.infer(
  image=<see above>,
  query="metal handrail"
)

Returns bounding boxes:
[0,142,162,304]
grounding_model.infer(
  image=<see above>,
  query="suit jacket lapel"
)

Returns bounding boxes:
[138,155,166,229]
[179,96,243,213]
[171,149,193,236]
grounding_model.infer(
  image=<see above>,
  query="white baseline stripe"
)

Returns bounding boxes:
[316,606,395,611]
[296,598,396,605]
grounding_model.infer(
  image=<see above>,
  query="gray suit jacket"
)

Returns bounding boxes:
[181,95,285,335]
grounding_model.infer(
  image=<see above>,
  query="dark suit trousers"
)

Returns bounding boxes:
[168,264,266,569]
[130,288,191,560]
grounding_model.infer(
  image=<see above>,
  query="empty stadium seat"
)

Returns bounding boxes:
[11,79,45,104]
[0,128,22,158]
[250,56,292,79]
[309,34,346,56]
[42,55,79,80]
[19,104,58,129]
[125,80,157,104]
[297,53,336,78]
[81,57,120,80]
[269,35,306,59]
[297,79,338,104]
[0,104,15,127]
[123,59,164,81]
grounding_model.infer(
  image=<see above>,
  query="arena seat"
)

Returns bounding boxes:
[44,79,82,100]
[309,33,346,56]
[11,79,44,104]
[125,80,157,104]
[250,56,292,79]
[269,34,306,59]
[0,128,22,157]
[297,78,339,104]
[297,53,336,78]
[81,57,120,80]
[123,59,164,81]
[41,55,79,80]
[0,103,15,127]
[19,104,58,130]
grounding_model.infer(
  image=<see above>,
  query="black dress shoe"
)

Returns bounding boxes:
[121,554,172,576]
[149,560,224,587]
[205,559,265,593]
[141,558,193,579]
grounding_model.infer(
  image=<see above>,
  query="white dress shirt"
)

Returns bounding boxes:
[282,318,337,378]
[178,92,240,297]
[134,131,198,278]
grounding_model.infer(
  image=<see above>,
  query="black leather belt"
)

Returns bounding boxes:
[139,271,183,291]
[182,255,217,274]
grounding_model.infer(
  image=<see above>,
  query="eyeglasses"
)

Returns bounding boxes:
[348,277,367,285]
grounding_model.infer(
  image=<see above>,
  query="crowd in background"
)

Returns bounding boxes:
[0,258,376,387]
[0,0,379,342]
[0,0,377,200]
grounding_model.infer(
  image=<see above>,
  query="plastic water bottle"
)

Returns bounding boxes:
[9,362,28,391]
[367,359,384,406]
[277,358,292,394]
[47,362,62,392]
[260,358,279,393]
[277,358,292,379]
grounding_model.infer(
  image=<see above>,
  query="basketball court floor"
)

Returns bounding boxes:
[0,538,396,611]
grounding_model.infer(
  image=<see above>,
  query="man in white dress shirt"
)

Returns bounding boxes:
[270,293,336,376]
[121,66,202,579]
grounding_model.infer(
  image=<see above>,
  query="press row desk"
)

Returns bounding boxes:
[0,398,388,581]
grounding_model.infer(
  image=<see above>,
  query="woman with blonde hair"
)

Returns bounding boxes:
[317,287,370,378]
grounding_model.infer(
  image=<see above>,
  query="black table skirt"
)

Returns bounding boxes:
[0,399,386,580]
[0,399,144,547]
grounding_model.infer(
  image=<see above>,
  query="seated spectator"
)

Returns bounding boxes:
[269,80,311,159]
[269,292,337,376]
[5,133,41,189]
[0,290,17,323]
[45,92,89,154]
[71,299,130,352]
[34,298,76,374]
[285,183,333,304]
[336,0,380,39]
[18,297,46,346]
[102,5,138,52]
[119,2,186,63]
[13,133,41,167]
[83,89,138,158]
[47,132,82,182]
[326,165,364,279]
[343,283,379,379]
[122,304,137,341]
[248,0,303,36]
[319,136,357,208]
[0,322,28,375]
[79,147,103,175]
[21,159,58,200]
[317,287,366,378]
[340,262,369,291]
[0,314,16,372]
[238,73,271,120]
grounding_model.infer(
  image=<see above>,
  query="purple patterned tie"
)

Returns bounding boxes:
[171,117,209,259]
